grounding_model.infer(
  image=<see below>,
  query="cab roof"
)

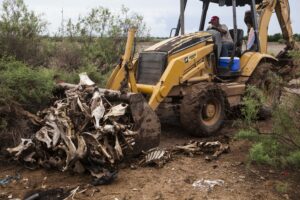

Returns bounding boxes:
[199,0,263,6]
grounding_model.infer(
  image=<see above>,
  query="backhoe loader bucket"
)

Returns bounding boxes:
[97,88,161,155]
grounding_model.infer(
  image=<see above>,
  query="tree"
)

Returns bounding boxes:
[62,5,150,67]
[0,0,47,65]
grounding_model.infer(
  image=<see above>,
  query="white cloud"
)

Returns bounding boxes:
[21,0,300,36]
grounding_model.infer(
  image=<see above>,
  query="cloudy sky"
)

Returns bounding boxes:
[18,0,300,36]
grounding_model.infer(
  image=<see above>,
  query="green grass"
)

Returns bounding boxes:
[0,58,55,111]
[275,182,289,194]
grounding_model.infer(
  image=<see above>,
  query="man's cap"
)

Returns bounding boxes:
[209,16,219,24]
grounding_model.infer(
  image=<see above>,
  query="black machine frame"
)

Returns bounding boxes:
[172,0,262,53]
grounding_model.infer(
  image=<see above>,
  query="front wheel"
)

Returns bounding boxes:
[180,84,226,137]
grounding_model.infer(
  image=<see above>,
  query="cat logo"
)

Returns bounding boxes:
[184,57,189,63]
[184,53,197,63]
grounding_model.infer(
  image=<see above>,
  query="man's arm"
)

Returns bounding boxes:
[216,24,228,34]
[208,24,227,34]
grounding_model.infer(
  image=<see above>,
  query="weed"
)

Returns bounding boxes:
[241,86,265,126]
[287,151,300,168]
[275,182,289,194]
[234,129,260,142]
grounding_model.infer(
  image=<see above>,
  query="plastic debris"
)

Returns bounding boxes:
[192,179,225,191]
[0,173,21,186]
[24,188,71,200]
[79,72,95,86]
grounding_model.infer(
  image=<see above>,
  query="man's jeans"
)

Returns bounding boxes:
[221,42,234,57]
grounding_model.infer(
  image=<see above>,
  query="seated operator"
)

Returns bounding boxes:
[207,16,234,57]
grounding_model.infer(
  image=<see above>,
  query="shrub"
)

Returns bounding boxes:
[272,101,300,151]
[287,151,300,168]
[236,95,300,168]
[289,51,300,70]
[235,76,300,168]
[249,142,275,166]
[0,0,47,66]
[49,41,84,70]
[235,129,260,142]
[0,57,55,111]
[268,33,283,42]
[240,86,265,126]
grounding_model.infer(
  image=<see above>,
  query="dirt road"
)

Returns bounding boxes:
[1,124,299,200]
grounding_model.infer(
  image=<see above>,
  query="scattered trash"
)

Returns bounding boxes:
[0,173,21,186]
[192,179,224,191]
[24,188,71,200]
[7,74,139,184]
[79,72,95,86]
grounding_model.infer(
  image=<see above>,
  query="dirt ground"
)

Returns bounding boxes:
[1,123,300,200]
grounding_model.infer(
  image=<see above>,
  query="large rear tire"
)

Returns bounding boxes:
[247,62,273,88]
[180,83,226,137]
[247,62,281,108]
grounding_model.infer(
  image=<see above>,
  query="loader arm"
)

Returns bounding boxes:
[148,44,214,110]
[106,28,138,92]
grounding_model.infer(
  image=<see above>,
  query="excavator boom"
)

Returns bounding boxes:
[258,0,298,53]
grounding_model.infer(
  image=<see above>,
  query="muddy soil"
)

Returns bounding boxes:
[1,123,299,200]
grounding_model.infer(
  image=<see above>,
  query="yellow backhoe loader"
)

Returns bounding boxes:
[104,0,298,152]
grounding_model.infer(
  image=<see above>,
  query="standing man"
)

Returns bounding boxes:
[244,10,256,51]
[207,16,234,57]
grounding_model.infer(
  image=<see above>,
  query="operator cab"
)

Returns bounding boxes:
[171,0,263,78]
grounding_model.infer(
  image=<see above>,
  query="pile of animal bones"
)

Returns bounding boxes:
[6,73,231,184]
[7,73,138,181]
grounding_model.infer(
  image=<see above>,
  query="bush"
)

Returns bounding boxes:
[268,33,283,42]
[240,86,265,126]
[287,151,300,168]
[49,41,84,70]
[236,95,300,169]
[235,129,260,142]
[0,0,47,66]
[0,57,55,111]
[249,142,276,166]
[272,101,300,150]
